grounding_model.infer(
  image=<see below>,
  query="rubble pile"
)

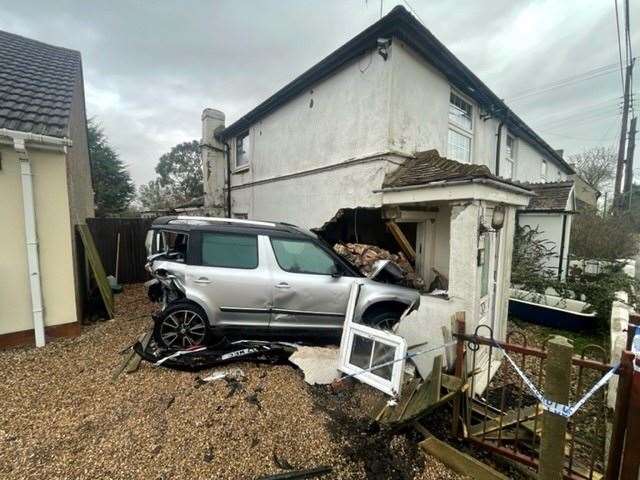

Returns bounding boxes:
[333,243,425,290]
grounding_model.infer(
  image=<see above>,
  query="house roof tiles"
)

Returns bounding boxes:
[0,30,81,138]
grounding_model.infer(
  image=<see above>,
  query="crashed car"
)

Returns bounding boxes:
[145,216,419,348]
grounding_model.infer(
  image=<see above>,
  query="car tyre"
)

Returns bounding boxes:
[363,310,401,331]
[153,302,210,349]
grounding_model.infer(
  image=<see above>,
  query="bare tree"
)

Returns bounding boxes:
[567,146,616,192]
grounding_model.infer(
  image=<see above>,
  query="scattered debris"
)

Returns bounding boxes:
[255,465,332,480]
[273,450,295,470]
[288,346,340,385]
[334,243,424,289]
[195,368,245,387]
[133,338,296,371]
[420,434,508,480]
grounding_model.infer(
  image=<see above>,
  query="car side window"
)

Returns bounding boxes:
[201,232,258,269]
[271,238,337,275]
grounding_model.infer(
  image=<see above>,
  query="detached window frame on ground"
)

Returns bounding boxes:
[338,281,407,397]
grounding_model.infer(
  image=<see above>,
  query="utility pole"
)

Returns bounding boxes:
[624,116,637,209]
[614,58,634,209]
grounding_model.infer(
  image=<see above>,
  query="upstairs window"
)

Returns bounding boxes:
[235,131,250,170]
[541,160,548,181]
[503,134,516,179]
[448,92,473,163]
[449,92,473,131]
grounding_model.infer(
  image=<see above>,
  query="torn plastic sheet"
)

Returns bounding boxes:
[133,338,296,372]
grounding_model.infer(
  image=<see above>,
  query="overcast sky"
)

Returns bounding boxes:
[0,0,638,186]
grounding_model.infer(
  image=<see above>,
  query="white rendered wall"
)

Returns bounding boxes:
[517,213,570,279]
[230,48,392,187]
[221,38,569,227]
[387,40,567,183]
[230,157,399,229]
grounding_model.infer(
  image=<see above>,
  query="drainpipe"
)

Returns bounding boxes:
[495,120,505,177]
[0,128,72,347]
[557,214,568,281]
[224,141,231,218]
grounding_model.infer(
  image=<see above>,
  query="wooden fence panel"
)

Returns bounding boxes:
[87,218,153,284]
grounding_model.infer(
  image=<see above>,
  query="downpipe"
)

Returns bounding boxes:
[0,129,72,347]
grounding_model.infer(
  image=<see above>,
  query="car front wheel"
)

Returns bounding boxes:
[153,302,210,349]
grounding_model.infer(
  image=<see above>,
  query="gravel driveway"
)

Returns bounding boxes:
[0,284,463,480]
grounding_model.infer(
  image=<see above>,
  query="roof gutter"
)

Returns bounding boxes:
[0,128,73,347]
[374,176,535,196]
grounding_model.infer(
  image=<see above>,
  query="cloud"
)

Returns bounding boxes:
[0,0,636,184]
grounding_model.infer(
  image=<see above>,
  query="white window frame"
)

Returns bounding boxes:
[504,134,516,179]
[234,131,250,172]
[447,90,474,163]
[541,159,548,181]
[338,282,407,397]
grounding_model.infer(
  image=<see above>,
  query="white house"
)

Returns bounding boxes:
[200,6,576,340]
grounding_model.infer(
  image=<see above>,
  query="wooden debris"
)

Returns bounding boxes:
[386,220,416,262]
[125,331,152,374]
[110,331,152,382]
[376,355,470,427]
[254,465,332,480]
[468,404,542,437]
[420,435,509,480]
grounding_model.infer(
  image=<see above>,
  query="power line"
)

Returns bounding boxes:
[505,63,620,102]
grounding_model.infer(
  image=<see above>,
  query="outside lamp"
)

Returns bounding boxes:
[491,205,505,230]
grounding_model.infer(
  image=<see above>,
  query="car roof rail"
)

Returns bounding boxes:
[167,216,277,228]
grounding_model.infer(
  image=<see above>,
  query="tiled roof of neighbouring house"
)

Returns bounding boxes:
[521,181,575,211]
[0,30,81,137]
[382,150,532,194]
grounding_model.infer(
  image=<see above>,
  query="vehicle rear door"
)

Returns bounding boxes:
[267,236,353,334]
[186,230,272,330]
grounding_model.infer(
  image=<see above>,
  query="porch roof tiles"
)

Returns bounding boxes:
[521,181,574,211]
[382,150,529,192]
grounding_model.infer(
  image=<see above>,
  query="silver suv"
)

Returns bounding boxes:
[145,216,419,349]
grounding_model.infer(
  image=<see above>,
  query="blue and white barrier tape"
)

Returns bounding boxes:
[497,343,618,418]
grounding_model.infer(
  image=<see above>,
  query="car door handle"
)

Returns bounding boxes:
[194,277,211,284]
[275,282,291,289]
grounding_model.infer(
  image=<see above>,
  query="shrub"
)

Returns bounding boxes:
[570,211,639,261]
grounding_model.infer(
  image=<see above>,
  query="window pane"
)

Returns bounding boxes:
[202,233,258,269]
[350,334,373,370]
[271,238,336,275]
[236,132,250,168]
[506,135,515,159]
[503,158,514,179]
[449,93,472,131]
[448,129,471,163]
[371,341,394,380]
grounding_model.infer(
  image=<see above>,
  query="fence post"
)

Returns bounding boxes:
[451,312,466,437]
[620,362,640,479]
[605,350,634,480]
[538,335,573,480]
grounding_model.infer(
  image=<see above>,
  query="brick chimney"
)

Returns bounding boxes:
[201,108,226,216]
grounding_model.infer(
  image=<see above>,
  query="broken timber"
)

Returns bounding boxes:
[420,435,508,480]
[376,355,468,426]
[111,331,152,382]
[385,221,416,262]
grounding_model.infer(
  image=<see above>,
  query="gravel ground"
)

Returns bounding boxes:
[0,284,464,480]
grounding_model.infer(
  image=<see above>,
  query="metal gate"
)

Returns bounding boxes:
[452,321,625,480]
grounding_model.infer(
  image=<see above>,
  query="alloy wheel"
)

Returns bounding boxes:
[159,310,206,348]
